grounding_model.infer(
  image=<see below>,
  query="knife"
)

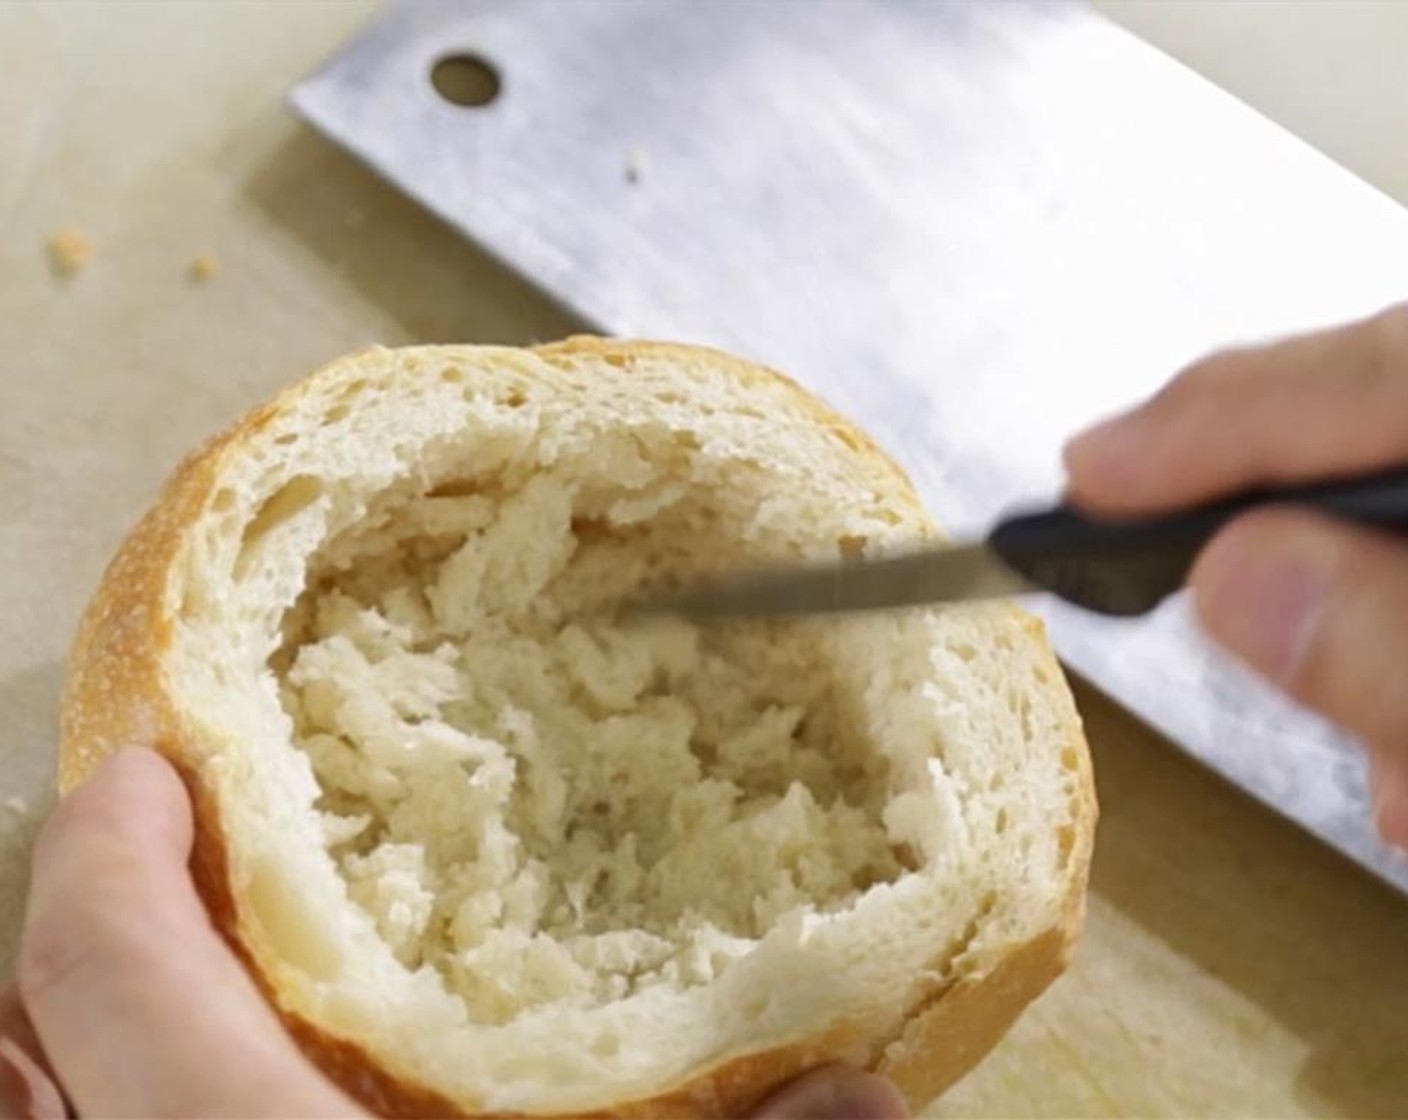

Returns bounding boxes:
[639,467,1408,620]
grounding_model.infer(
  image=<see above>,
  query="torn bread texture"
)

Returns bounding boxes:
[60,339,1095,1118]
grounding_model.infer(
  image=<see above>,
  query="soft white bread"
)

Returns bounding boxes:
[60,338,1095,1118]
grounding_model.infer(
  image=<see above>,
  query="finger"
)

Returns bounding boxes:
[19,749,363,1119]
[747,1066,909,1120]
[0,985,67,1120]
[1064,304,1408,514]
[1189,508,1408,847]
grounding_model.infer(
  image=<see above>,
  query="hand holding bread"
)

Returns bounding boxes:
[3,748,907,1119]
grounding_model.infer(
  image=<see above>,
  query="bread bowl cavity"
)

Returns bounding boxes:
[61,340,1095,1118]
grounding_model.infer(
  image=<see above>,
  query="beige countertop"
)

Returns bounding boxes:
[2,4,1405,1116]
[1097,0,1408,208]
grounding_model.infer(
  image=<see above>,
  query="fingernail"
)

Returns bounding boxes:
[1371,761,1408,852]
[752,1066,908,1120]
[1195,529,1330,685]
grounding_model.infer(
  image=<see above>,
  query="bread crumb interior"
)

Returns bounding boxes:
[274,429,905,1026]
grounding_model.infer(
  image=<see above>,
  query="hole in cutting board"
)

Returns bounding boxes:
[430,53,501,108]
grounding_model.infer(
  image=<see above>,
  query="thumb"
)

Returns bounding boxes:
[1190,509,1408,849]
[747,1066,909,1120]
[19,748,364,1119]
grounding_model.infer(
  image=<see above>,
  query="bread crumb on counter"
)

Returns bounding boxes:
[47,228,93,277]
[3,796,27,816]
[189,253,219,282]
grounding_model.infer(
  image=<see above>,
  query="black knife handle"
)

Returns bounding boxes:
[987,466,1408,617]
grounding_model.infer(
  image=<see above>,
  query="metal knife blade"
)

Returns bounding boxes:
[637,543,1034,619]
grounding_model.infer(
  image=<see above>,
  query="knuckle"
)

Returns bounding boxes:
[1360,686,1408,757]
[19,891,156,1014]
[1283,588,1408,755]
[1164,349,1249,407]
[1281,645,1342,737]
[1166,356,1220,398]
[19,896,118,1006]
[1370,300,1408,343]
[1366,302,1408,374]
[21,802,160,1010]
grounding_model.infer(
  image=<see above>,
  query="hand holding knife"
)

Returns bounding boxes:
[639,467,1408,620]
